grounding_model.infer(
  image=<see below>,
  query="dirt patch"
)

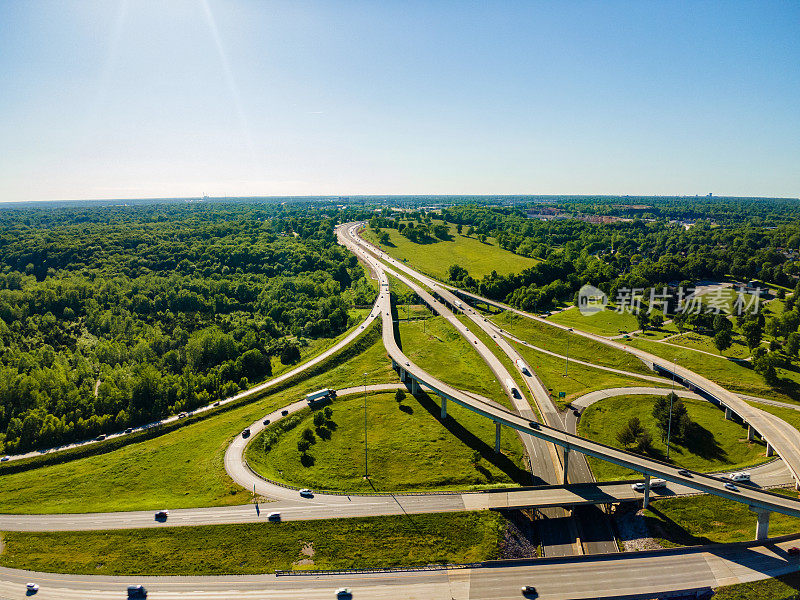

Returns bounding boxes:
[292,541,316,567]
[613,504,663,552]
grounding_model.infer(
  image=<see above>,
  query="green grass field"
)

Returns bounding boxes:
[0,324,400,514]
[547,306,641,336]
[578,394,766,480]
[713,573,800,600]
[398,315,511,408]
[658,331,752,360]
[245,391,530,492]
[0,511,505,575]
[511,342,647,409]
[493,311,655,376]
[362,221,539,281]
[643,490,800,547]
[629,337,800,405]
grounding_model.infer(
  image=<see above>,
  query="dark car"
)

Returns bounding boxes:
[281,410,289,416]
[127,584,147,598]
[521,585,537,597]
[96,434,107,441]
[572,409,580,417]
[678,469,692,477]
[155,510,169,521]
[263,419,271,426]
[788,546,800,556]
[242,428,251,438]
[124,428,133,434]
[528,421,540,429]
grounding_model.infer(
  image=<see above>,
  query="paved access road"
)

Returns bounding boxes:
[2,538,799,599]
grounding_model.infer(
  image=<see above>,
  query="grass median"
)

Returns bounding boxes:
[642,489,800,547]
[245,391,531,492]
[398,315,511,409]
[578,394,767,480]
[493,311,655,376]
[0,322,400,514]
[0,511,506,575]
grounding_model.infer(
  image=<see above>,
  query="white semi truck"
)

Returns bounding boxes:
[305,388,335,405]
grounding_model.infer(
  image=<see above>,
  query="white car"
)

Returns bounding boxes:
[26,582,39,592]
[631,478,666,492]
[1,456,9,462]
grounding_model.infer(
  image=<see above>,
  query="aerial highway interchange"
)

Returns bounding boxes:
[1,221,799,599]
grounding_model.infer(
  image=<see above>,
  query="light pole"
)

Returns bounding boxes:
[363,372,369,479]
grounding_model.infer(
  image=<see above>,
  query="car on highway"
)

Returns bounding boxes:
[335,588,352,598]
[572,409,580,417]
[788,546,800,556]
[127,584,147,598]
[95,434,107,441]
[213,401,221,407]
[124,428,133,434]
[242,428,251,438]
[155,510,169,521]
[26,582,39,593]
[677,469,692,477]
[263,419,271,426]
[1,455,9,462]
[299,489,313,498]
[724,482,739,491]
[726,471,751,482]
[267,512,281,521]
[281,410,289,416]
[528,421,540,429]
[521,585,537,596]
[631,479,666,492]
[178,412,187,418]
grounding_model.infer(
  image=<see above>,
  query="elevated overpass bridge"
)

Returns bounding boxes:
[339,222,800,540]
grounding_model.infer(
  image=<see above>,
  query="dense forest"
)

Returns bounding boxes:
[0,203,376,452]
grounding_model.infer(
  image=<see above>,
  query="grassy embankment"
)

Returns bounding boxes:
[0,511,505,575]
[362,220,539,281]
[245,391,530,492]
[643,489,800,547]
[0,321,399,514]
[398,315,512,409]
[713,574,800,600]
[547,306,641,337]
[579,394,767,480]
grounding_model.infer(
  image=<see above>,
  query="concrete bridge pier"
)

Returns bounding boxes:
[642,474,652,509]
[411,379,420,396]
[747,424,756,442]
[766,443,775,457]
[495,422,501,453]
[399,369,406,382]
[752,507,771,540]
[440,396,447,419]
[391,359,397,369]
[724,407,734,421]
[562,447,570,484]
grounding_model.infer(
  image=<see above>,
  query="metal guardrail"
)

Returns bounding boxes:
[276,562,481,576]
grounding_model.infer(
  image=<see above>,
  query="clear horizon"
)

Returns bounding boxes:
[1,0,798,202]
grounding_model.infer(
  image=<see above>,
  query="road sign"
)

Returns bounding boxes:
[558,391,566,398]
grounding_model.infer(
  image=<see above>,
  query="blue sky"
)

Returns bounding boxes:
[1,0,798,201]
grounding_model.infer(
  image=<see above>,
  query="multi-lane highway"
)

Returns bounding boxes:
[3,220,800,599]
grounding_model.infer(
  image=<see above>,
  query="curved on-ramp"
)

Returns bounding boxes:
[341,222,800,518]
